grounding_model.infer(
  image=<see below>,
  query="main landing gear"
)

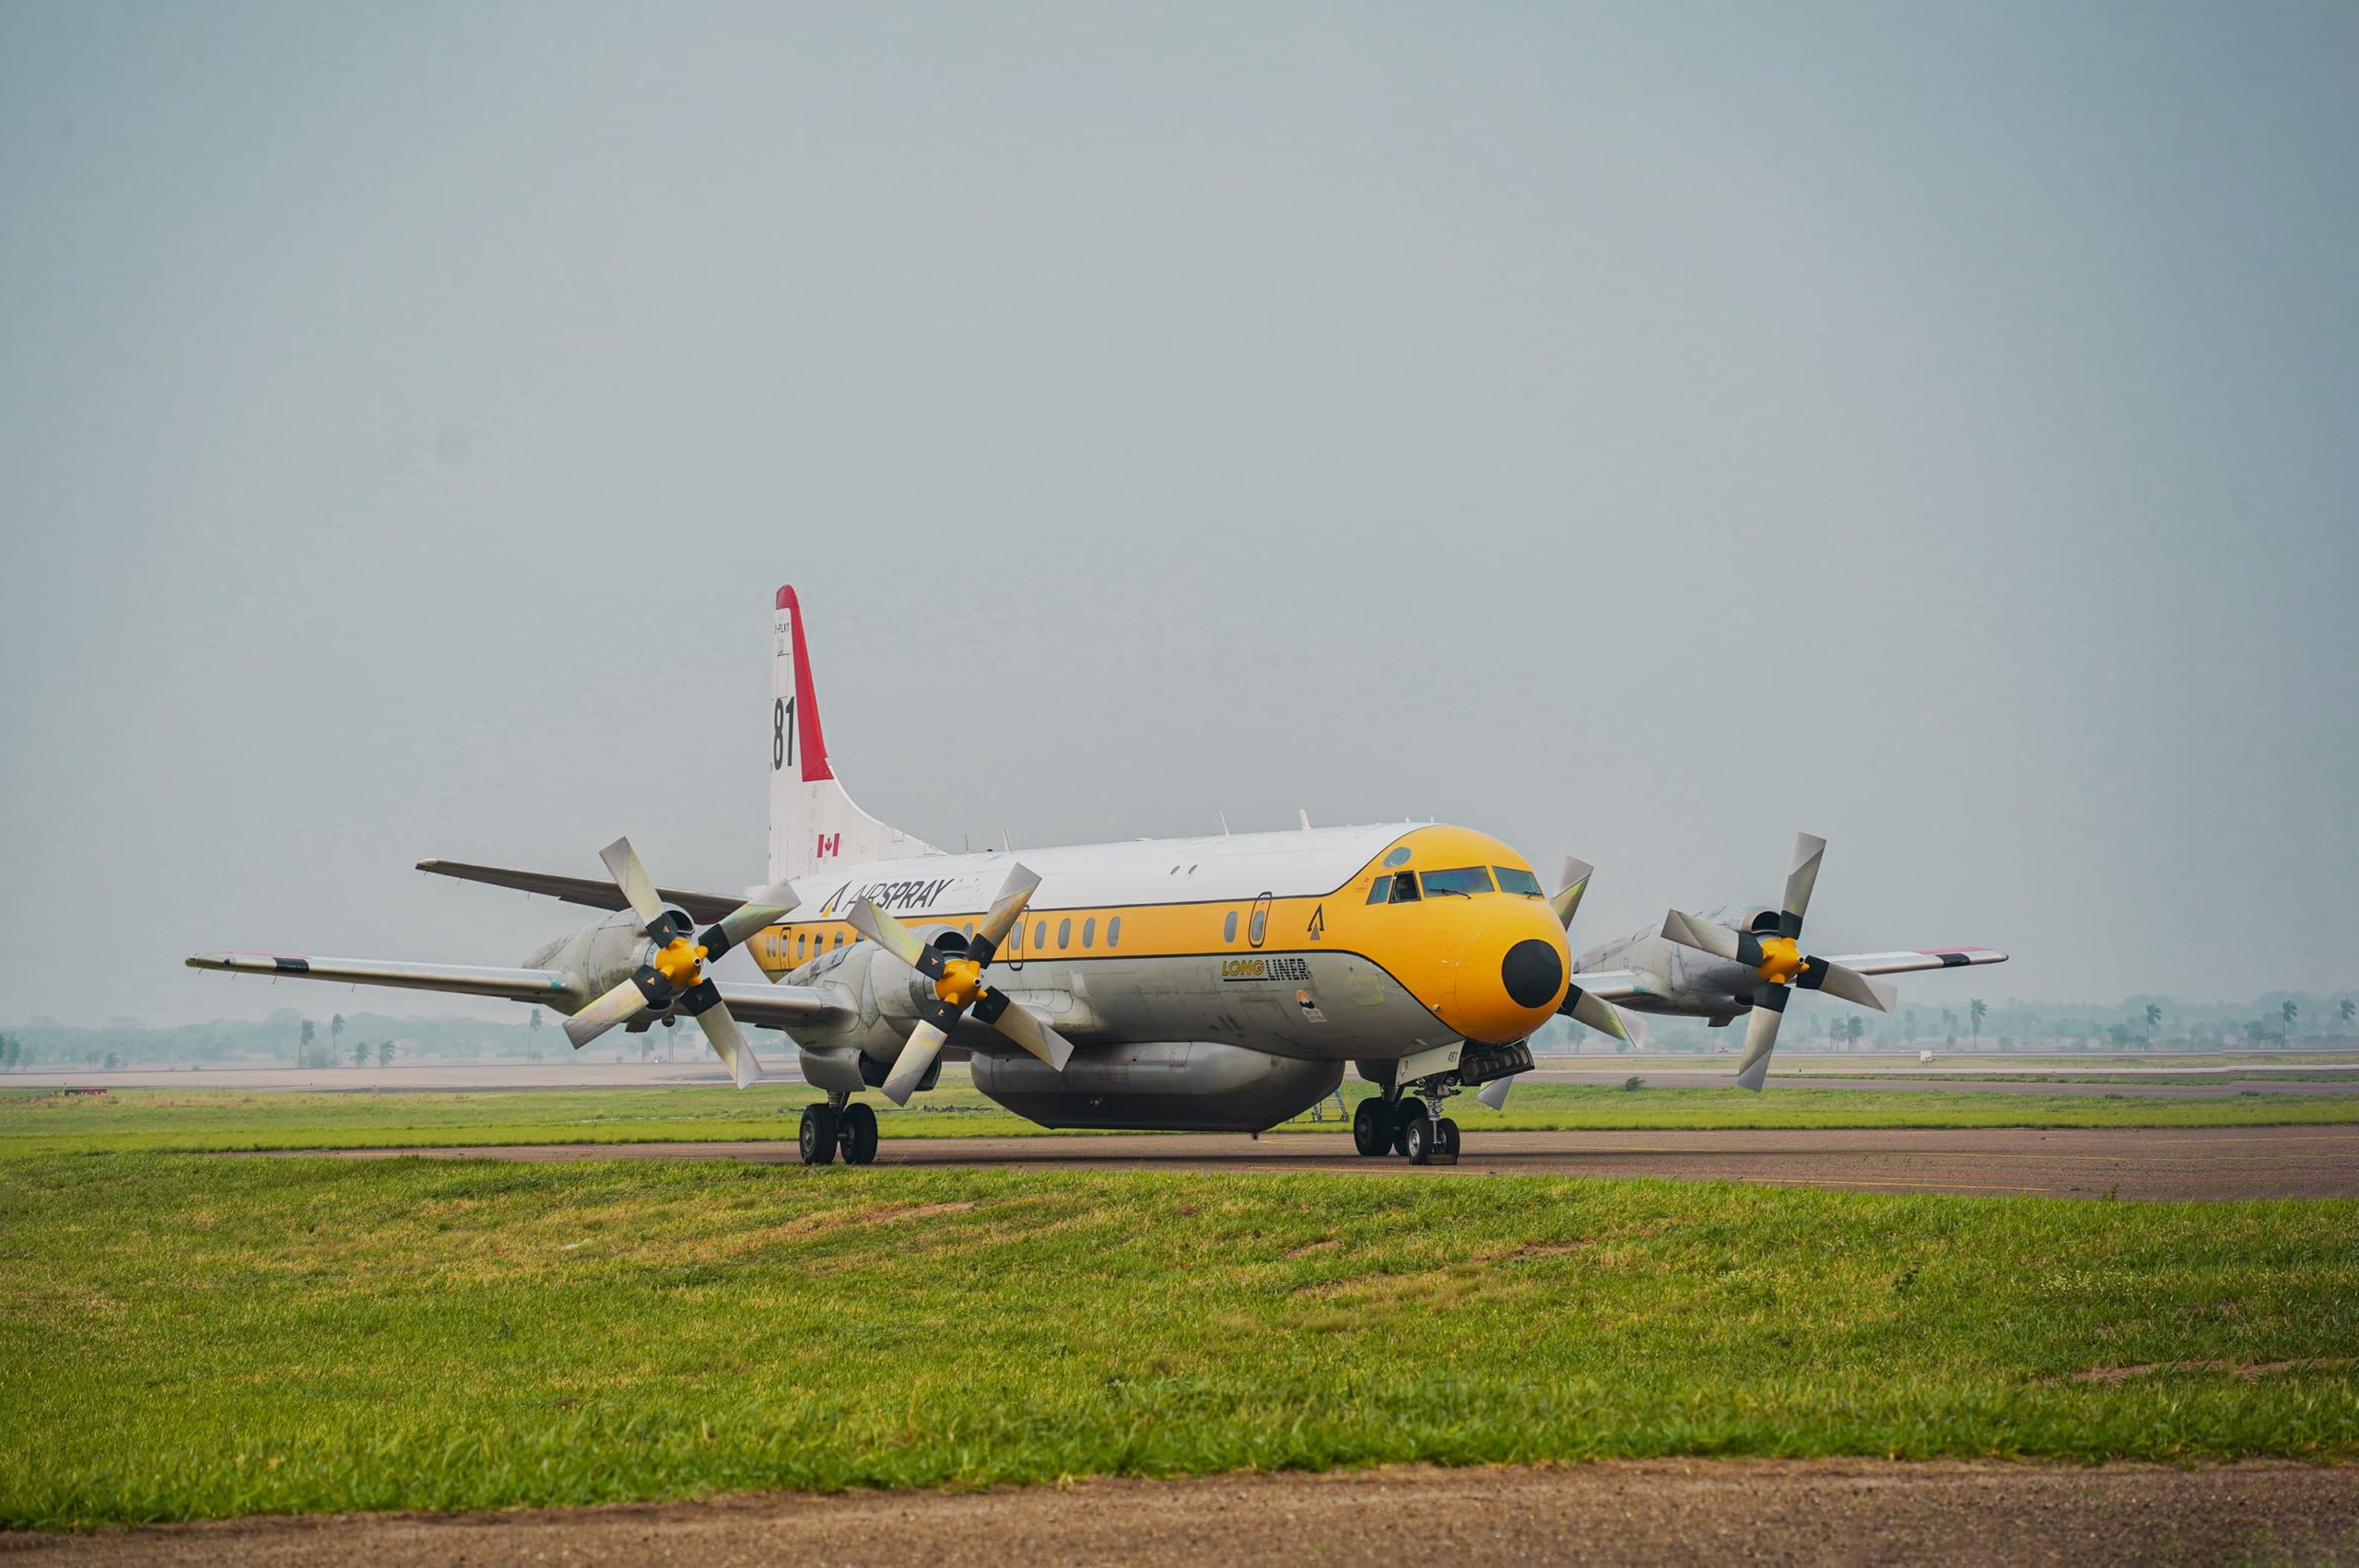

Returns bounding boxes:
[798,1096,879,1166]
[1352,1094,1460,1165]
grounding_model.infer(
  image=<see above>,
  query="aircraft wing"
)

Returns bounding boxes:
[184,953,855,1032]
[186,952,576,1005]
[1561,968,1648,1002]
[701,980,856,1032]
[1815,947,2009,977]
[416,860,748,925]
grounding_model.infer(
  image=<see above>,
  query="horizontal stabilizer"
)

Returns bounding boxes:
[416,860,748,925]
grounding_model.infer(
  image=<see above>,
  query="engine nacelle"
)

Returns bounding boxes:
[520,907,663,1015]
[971,1042,1342,1132]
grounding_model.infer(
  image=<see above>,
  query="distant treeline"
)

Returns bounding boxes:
[0,1008,719,1071]
[3,991,2355,1071]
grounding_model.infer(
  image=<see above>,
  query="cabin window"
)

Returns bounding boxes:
[1107,916,1121,948]
[834,931,846,949]
[1423,866,1495,897]
[1082,918,1096,949]
[1247,898,1270,947]
[1035,920,1049,950]
[1388,871,1423,904]
[1058,918,1072,950]
[1366,875,1393,905]
[1223,910,1239,942]
[1495,866,1544,898]
[796,932,807,957]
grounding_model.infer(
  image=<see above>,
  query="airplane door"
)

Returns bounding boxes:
[1248,893,1273,949]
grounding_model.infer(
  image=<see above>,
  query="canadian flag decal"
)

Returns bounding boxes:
[815,832,841,860]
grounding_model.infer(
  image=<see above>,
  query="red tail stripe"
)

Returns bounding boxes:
[775,585,834,782]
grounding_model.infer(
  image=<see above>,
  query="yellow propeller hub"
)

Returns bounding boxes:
[1754,935,1803,987]
[652,936,708,989]
[934,957,985,1010]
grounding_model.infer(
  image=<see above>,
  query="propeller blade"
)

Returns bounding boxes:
[1778,833,1826,941]
[562,969,664,1048]
[1733,986,1789,1091]
[969,863,1042,962]
[1661,908,1747,965]
[698,883,799,961]
[881,1018,950,1106]
[849,897,941,977]
[1477,1073,1517,1111]
[1551,858,1593,930]
[598,837,670,931]
[1563,984,1634,1045]
[687,996,759,1088]
[972,987,1074,1071]
[1799,957,1897,1012]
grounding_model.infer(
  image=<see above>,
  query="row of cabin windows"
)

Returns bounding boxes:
[791,915,1128,962]
[1023,916,1121,952]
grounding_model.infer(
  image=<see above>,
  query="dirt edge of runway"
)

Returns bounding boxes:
[9,1459,2355,1567]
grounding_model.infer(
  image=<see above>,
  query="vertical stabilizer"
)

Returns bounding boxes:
[768,587,942,883]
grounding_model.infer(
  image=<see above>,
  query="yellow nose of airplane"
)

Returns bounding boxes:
[1449,901,1570,1045]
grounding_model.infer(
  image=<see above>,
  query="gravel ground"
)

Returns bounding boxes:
[9,1461,2353,1566]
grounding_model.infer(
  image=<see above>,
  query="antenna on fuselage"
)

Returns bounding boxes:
[1298,809,1311,830]
[1218,811,1230,836]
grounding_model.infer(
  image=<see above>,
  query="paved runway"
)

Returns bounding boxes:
[286,1123,2359,1200]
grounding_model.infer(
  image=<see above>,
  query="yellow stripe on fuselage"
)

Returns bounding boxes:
[752,825,1569,1047]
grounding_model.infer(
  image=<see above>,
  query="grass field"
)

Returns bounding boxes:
[1,1153,2353,1527]
[6,1082,2359,1161]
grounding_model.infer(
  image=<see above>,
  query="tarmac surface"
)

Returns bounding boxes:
[282,1122,2359,1200]
[11,1461,2354,1566]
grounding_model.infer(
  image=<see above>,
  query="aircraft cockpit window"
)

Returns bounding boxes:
[1423,866,1495,897]
[1495,866,1544,898]
[1382,847,1413,868]
[1388,871,1423,903]
[1366,874,1393,904]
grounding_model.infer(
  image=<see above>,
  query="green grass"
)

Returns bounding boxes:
[0,1154,2352,1527]
[4,1082,2358,1162]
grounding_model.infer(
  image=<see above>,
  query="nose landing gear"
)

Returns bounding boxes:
[1354,1091,1461,1164]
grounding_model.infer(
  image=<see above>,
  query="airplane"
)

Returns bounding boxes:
[189,586,2004,1167]
[1474,837,2009,1109]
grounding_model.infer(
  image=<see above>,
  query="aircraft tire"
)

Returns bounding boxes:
[1391,1096,1427,1157]
[799,1103,839,1166]
[1438,1117,1461,1158]
[839,1102,879,1165]
[1402,1111,1437,1166]
[1351,1098,1391,1157]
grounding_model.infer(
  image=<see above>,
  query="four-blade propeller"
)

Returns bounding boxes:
[561,837,796,1087]
[1657,832,1895,1091]
[850,862,1075,1105]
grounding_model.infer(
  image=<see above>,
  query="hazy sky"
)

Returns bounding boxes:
[4,3,2353,1024]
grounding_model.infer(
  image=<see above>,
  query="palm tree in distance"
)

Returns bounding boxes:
[298,1018,315,1068]
[1968,999,1987,1044]
[2282,1000,2300,1036]
[2144,1002,2163,1040]
[2341,999,2355,1031]
[330,1013,345,1066]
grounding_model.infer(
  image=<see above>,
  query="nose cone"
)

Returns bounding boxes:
[1501,938,1565,1009]
[1446,904,1570,1045]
